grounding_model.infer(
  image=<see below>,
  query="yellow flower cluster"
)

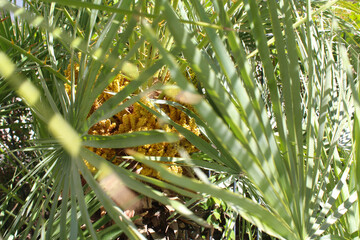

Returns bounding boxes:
[116,100,200,179]
[64,59,201,179]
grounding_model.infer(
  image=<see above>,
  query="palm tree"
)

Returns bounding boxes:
[0,0,359,239]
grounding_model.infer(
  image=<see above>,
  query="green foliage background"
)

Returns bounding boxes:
[0,0,360,239]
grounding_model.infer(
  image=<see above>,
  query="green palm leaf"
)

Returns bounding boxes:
[1,0,359,239]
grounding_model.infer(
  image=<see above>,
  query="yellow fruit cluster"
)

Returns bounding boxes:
[65,59,201,179]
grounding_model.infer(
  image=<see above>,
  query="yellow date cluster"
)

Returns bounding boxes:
[65,60,201,179]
